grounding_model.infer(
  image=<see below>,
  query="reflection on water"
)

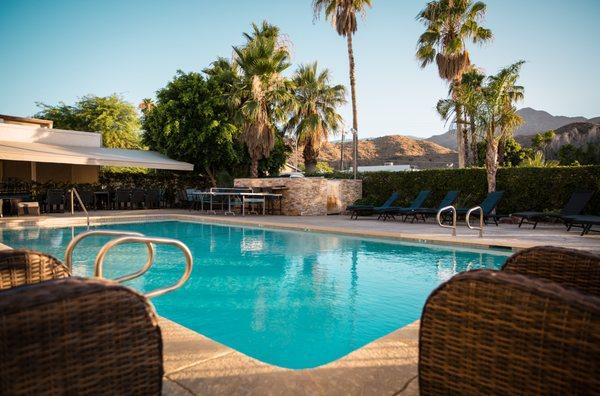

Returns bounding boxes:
[1,220,508,369]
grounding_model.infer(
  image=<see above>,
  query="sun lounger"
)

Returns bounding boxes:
[562,214,600,236]
[378,190,431,221]
[446,190,505,225]
[347,192,399,220]
[512,191,594,229]
[404,191,459,223]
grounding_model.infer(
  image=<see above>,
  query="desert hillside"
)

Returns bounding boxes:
[516,122,600,156]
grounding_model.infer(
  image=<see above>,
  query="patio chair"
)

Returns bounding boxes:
[145,189,161,209]
[512,191,594,229]
[378,190,431,221]
[563,214,600,236]
[45,188,65,213]
[501,245,600,295]
[419,269,599,395]
[0,276,163,395]
[0,250,70,290]
[445,191,505,226]
[115,189,132,210]
[347,192,399,220]
[404,191,459,223]
[131,189,146,209]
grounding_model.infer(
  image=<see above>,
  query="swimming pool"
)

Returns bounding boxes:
[1,220,509,369]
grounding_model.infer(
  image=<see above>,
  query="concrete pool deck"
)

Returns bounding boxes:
[1,209,598,394]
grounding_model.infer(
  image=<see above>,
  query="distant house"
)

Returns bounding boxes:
[0,114,193,184]
[348,162,417,173]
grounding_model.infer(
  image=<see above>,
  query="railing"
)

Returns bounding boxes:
[436,205,457,237]
[64,230,154,274]
[94,236,193,298]
[466,206,484,238]
[70,188,90,229]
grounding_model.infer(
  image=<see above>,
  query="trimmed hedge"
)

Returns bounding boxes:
[338,166,600,215]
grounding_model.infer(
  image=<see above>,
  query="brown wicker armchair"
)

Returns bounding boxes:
[419,270,600,395]
[501,245,600,296]
[0,249,70,290]
[0,277,163,395]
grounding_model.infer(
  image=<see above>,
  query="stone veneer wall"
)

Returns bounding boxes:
[234,177,362,216]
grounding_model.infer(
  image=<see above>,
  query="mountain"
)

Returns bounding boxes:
[288,135,458,170]
[516,122,600,156]
[426,107,598,150]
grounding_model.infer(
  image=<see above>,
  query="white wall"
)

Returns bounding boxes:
[0,123,102,147]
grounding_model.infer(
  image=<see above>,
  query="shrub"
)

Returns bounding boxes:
[338,166,600,214]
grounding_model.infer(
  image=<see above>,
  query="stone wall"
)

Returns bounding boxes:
[234,177,362,216]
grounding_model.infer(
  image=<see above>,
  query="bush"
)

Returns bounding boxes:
[340,166,600,214]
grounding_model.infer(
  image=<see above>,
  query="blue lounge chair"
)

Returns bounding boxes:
[443,191,505,226]
[378,190,431,221]
[405,191,460,223]
[347,192,399,220]
[512,191,594,229]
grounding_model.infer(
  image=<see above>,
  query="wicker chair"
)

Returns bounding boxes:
[419,270,600,395]
[502,245,600,296]
[0,276,163,395]
[0,250,70,290]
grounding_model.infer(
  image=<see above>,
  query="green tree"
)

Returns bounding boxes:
[286,62,346,173]
[229,21,293,177]
[36,94,142,149]
[141,71,240,186]
[477,61,525,192]
[416,0,492,168]
[498,136,526,167]
[520,151,559,167]
[531,130,556,157]
[313,0,372,176]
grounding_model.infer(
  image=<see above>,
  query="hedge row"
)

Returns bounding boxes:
[335,166,600,215]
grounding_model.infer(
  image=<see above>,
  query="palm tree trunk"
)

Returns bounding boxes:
[470,115,478,165]
[463,120,470,166]
[347,33,359,178]
[250,157,259,178]
[485,135,499,193]
[303,139,318,174]
[455,104,466,168]
[205,166,217,187]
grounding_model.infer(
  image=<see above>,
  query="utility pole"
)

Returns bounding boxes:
[352,128,358,180]
[340,130,345,171]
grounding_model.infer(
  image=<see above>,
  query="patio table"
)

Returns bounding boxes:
[191,192,282,216]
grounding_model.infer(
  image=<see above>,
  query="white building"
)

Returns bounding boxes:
[348,162,417,173]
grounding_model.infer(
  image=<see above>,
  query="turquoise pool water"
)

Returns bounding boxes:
[1,220,509,369]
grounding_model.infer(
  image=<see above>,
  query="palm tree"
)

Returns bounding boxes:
[477,61,525,192]
[519,151,559,168]
[229,22,293,177]
[286,62,346,173]
[313,0,372,178]
[138,98,155,114]
[416,0,492,168]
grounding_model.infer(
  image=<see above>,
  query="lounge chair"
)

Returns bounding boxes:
[419,246,600,395]
[512,191,594,229]
[347,192,399,220]
[404,191,459,223]
[443,190,504,225]
[0,277,163,394]
[562,214,600,236]
[378,190,431,221]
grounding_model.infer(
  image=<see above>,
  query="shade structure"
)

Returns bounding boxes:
[0,141,193,171]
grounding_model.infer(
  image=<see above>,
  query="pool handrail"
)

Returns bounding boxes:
[466,206,484,238]
[65,230,155,279]
[437,205,457,237]
[94,236,193,298]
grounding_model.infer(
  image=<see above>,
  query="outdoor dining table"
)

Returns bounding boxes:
[191,191,282,216]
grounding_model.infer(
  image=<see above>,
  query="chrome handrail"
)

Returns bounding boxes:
[436,205,457,237]
[94,236,193,298]
[466,206,484,238]
[64,230,154,277]
[70,188,90,229]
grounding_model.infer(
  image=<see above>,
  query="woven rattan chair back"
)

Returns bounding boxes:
[0,250,70,290]
[0,277,163,395]
[502,246,600,296]
[419,270,600,395]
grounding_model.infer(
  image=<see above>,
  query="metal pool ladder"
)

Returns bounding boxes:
[64,230,193,298]
[436,205,457,236]
[466,206,484,238]
[69,188,90,229]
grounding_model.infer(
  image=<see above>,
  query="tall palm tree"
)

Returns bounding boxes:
[229,22,293,177]
[138,98,155,114]
[477,61,525,192]
[313,0,372,178]
[286,62,346,173]
[416,0,492,168]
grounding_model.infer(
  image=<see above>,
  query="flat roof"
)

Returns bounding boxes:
[0,114,53,128]
[0,140,193,171]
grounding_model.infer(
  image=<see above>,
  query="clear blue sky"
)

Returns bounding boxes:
[1,0,599,138]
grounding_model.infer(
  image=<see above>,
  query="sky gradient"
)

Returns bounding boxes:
[1,0,599,138]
